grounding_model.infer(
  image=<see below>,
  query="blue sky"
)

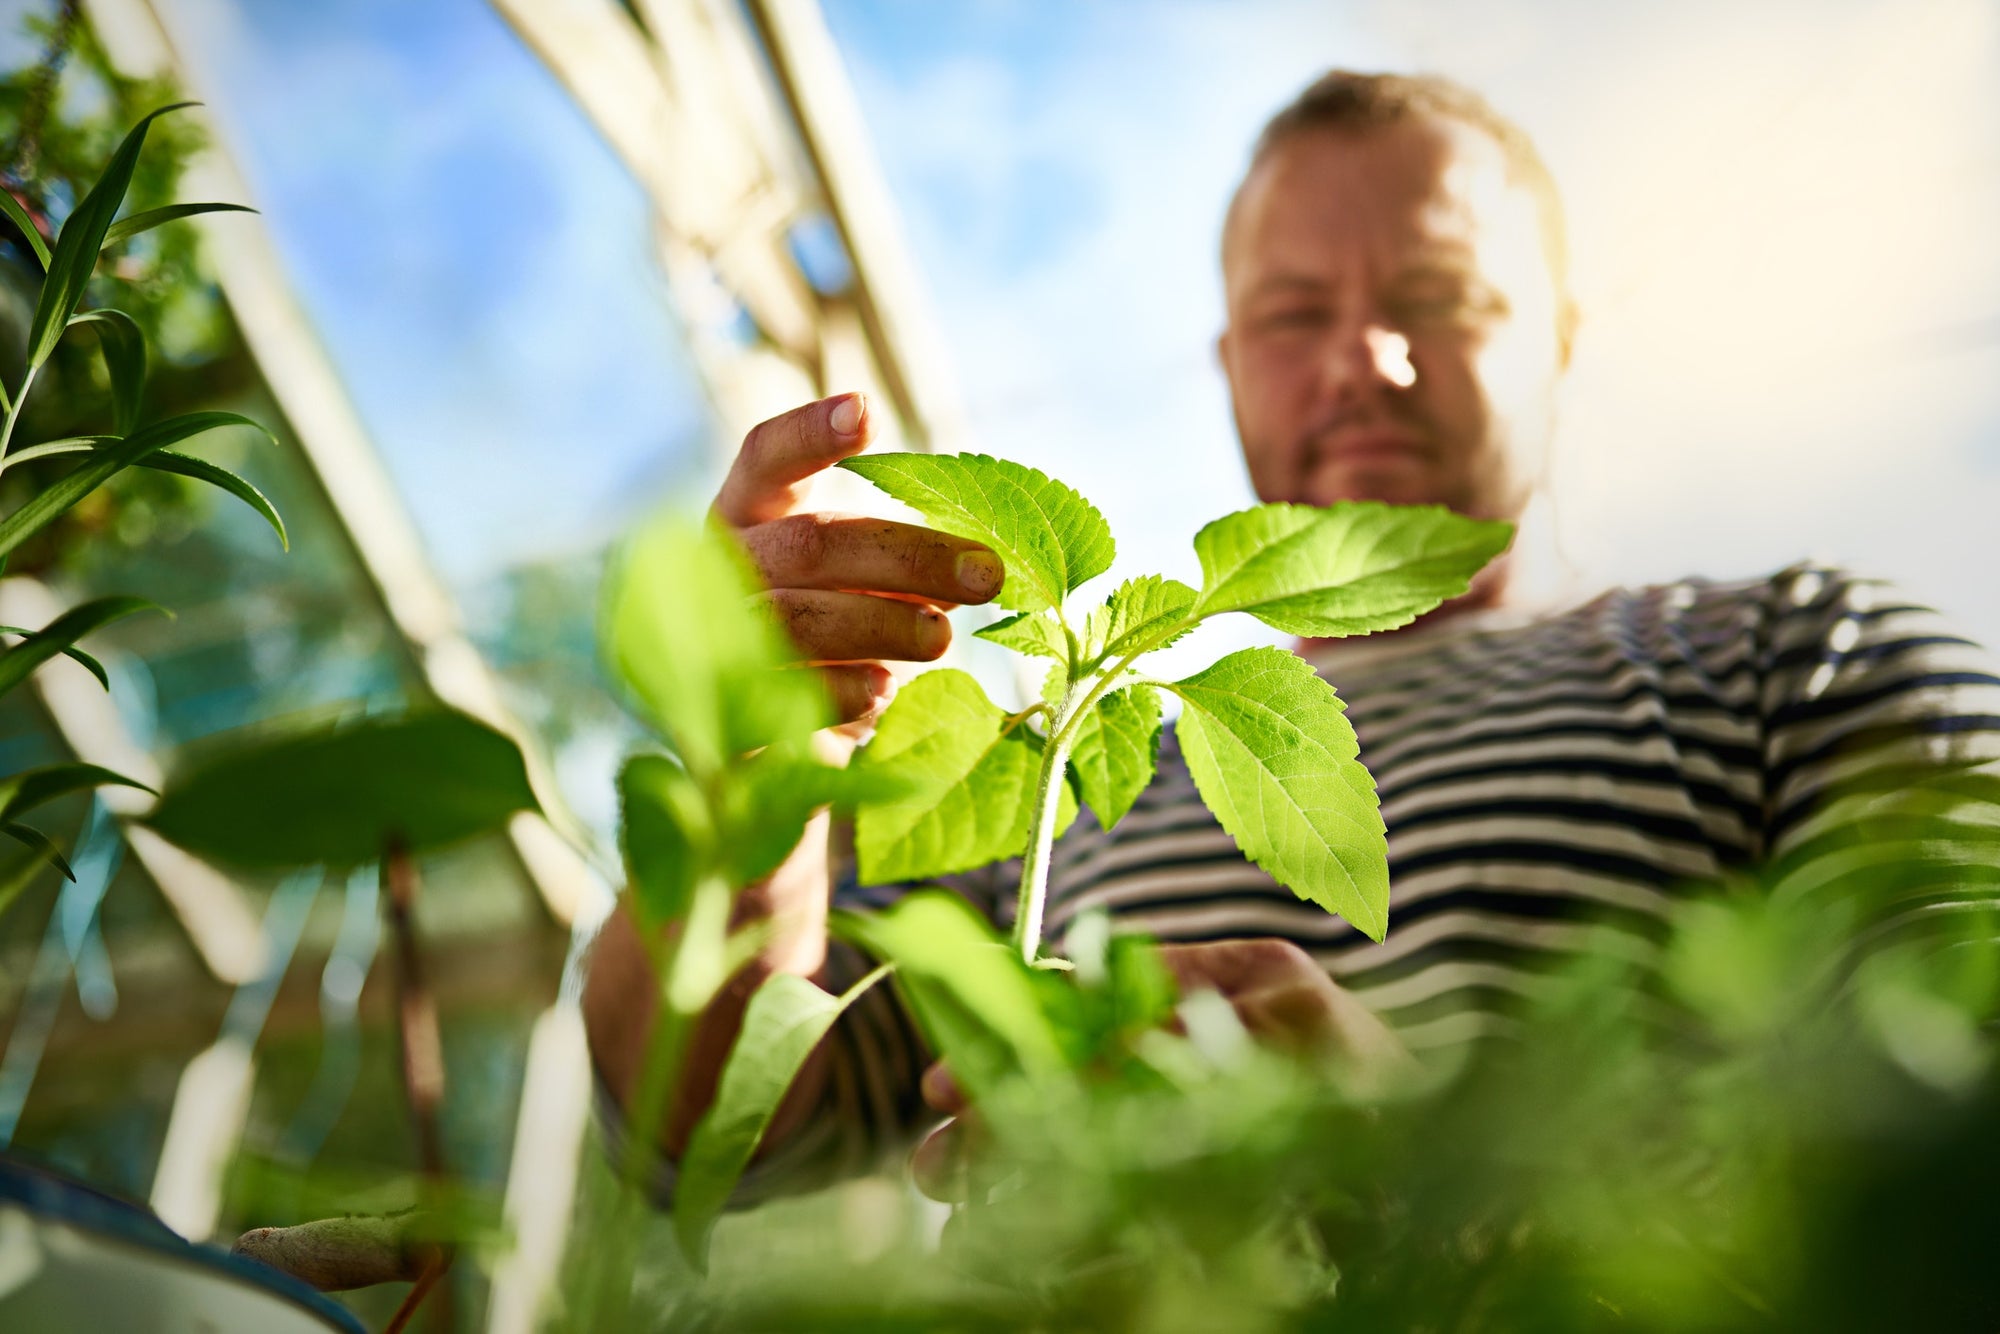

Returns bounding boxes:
[7,0,1994,657]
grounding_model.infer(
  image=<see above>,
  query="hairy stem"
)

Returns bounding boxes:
[1009,613,1201,963]
[1012,705,1078,962]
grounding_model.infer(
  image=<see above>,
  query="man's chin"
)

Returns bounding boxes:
[1299,468,1441,509]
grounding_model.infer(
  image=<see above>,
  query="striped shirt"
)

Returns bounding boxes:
[794,562,2000,1171]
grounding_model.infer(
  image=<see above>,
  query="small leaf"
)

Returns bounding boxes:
[974,610,1068,661]
[1172,647,1388,940]
[101,201,257,249]
[132,449,288,549]
[0,762,153,823]
[0,596,159,698]
[68,310,146,433]
[0,188,50,269]
[146,710,539,868]
[2,822,74,881]
[1081,574,1198,664]
[0,628,106,689]
[838,453,1114,613]
[26,103,198,371]
[1069,685,1162,831]
[674,965,891,1269]
[1193,501,1513,637]
[851,669,1072,883]
[832,890,1067,1093]
[0,411,273,561]
[603,517,826,776]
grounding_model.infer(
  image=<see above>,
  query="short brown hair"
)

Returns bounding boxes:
[1227,70,1570,302]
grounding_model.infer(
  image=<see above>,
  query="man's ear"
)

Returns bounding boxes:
[1215,327,1236,380]
[1556,296,1580,371]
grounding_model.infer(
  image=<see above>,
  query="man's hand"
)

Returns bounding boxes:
[909,938,1413,1201]
[713,392,1006,723]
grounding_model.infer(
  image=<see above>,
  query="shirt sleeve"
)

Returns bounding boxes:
[1757,565,2000,927]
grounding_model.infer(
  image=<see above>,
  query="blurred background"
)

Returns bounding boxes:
[0,0,1994,1327]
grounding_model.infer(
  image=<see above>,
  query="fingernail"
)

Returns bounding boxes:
[917,607,951,657]
[829,393,865,437]
[955,549,1004,599]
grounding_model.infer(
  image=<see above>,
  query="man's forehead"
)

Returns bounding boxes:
[1224,115,1531,282]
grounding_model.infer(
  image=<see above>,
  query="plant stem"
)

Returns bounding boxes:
[1012,715,1077,962]
[0,362,41,468]
[1008,615,1198,963]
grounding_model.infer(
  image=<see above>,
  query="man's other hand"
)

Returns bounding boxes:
[713,393,1006,724]
[909,937,1413,1202]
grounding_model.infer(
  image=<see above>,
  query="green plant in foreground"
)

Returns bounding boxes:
[0,102,276,916]
[589,457,1509,1290]
[836,451,1512,959]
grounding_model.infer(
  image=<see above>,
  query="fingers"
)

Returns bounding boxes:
[714,393,871,528]
[910,1119,970,1203]
[820,663,895,725]
[919,1060,965,1115]
[741,514,1004,606]
[765,589,952,664]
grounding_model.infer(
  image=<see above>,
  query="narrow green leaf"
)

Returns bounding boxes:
[1082,574,1199,664]
[604,517,826,776]
[1069,685,1162,831]
[1172,647,1388,940]
[101,201,257,249]
[851,669,1072,883]
[131,449,287,549]
[0,437,288,549]
[68,310,146,433]
[832,890,1067,1091]
[838,452,1114,614]
[26,103,198,370]
[0,628,105,689]
[674,965,891,1269]
[146,710,538,868]
[2,822,74,881]
[0,596,159,698]
[0,188,50,269]
[1193,501,1513,637]
[0,761,153,822]
[974,610,1068,661]
[0,411,272,561]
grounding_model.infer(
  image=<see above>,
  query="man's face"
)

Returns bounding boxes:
[1219,115,1569,522]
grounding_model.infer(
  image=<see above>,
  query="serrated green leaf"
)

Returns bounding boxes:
[832,890,1067,1095]
[1082,575,1198,664]
[1172,647,1387,940]
[146,710,538,868]
[101,201,256,249]
[1193,501,1512,637]
[0,762,153,823]
[1042,658,1071,707]
[851,669,1072,883]
[68,310,146,432]
[26,103,196,371]
[837,452,1114,613]
[0,595,158,697]
[674,965,891,1269]
[1069,685,1162,831]
[0,188,50,269]
[0,411,273,561]
[2,823,74,881]
[974,610,1069,661]
[604,517,827,777]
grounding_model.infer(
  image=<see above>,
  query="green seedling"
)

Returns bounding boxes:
[837,451,1513,959]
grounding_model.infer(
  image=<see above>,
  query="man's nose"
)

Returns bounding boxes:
[1324,320,1417,395]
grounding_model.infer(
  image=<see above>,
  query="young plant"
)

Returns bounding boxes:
[0,103,277,908]
[836,452,1512,960]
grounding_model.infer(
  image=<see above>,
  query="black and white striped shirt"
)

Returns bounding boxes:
[802,562,2000,1164]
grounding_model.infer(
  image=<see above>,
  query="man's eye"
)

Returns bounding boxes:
[1257,307,1328,332]
[1390,286,1507,327]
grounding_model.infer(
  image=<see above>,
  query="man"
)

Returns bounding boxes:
[585,71,2000,1189]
